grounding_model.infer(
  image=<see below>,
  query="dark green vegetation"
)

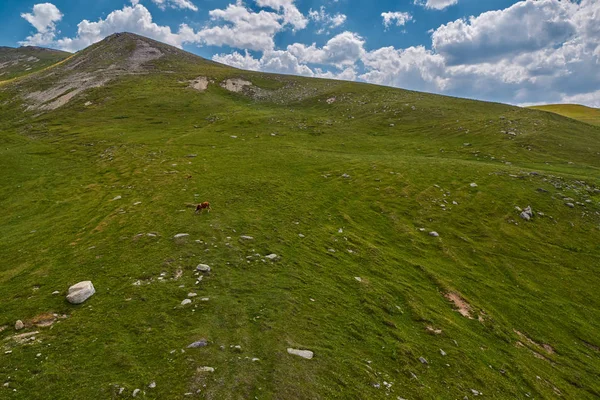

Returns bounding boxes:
[0,46,70,83]
[529,104,600,127]
[1,33,600,399]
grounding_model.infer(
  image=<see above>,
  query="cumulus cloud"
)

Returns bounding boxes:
[287,31,365,68]
[381,12,413,29]
[50,4,188,52]
[151,0,198,12]
[20,3,63,46]
[414,0,458,11]
[432,0,578,65]
[309,6,347,34]
[255,0,308,30]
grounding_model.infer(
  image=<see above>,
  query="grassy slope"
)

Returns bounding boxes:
[529,104,600,126]
[0,42,600,399]
[0,46,70,83]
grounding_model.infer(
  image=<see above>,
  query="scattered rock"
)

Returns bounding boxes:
[15,320,24,330]
[429,231,440,237]
[173,233,189,239]
[189,76,208,91]
[470,183,478,188]
[298,234,305,238]
[440,349,447,356]
[196,264,211,273]
[565,202,575,208]
[220,78,252,93]
[187,339,208,348]
[287,348,314,359]
[326,97,336,104]
[341,173,351,179]
[66,281,95,304]
[187,293,197,297]
[240,235,254,240]
[181,299,192,306]
[132,389,141,397]
[265,254,278,260]
[520,206,534,221]
[148,381,156,389]
[112,195,122,201]
[419,357,428,364]
[197,366,215,372]
[355,277,362,282]
[52,291,60,295]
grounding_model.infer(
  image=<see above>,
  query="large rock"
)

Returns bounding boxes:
[287,348,314,359]
[15,320,24,330]
[520,206,534,221]
[66,281,95,304]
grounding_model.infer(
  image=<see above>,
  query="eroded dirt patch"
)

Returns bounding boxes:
[189,76,209,92]
[221,78,252,93]
[514,329,555,355]
[445,292,474,319]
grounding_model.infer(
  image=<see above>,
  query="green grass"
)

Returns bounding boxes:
[0,46,70,83]
[529,104,600,126]
[0,34,600,399]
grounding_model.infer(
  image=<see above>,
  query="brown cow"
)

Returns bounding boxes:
[195,202,211,214]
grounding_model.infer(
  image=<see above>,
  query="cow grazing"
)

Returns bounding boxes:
[195,202,211,214]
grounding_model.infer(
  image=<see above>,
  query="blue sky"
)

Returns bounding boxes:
[2,0,599,107]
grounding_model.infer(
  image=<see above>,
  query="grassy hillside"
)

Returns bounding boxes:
[0,46,70,83]
[1,33,600,399]
[529,104,600,126]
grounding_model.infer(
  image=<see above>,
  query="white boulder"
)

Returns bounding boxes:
[66,281,95,304]
[287,348,314,359]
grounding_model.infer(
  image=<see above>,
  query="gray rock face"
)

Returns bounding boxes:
[287,348,314,359]
[66,281,95,304]
[15,320,24,330]
[196,264,211,273]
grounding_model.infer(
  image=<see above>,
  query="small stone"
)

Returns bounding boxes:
[287,348,314,359]
[298,234,305,238]
[112,195,122,201]
[188,293,197,297]
[252,358,260,362]
[240,235,254,240]
[132,389,140,397]
[471,389,480,396]
[187,339,208,348]
[174,233,189,239]
[355,277,362,282]
[66,281,95,304]
[181,299,192,306]
[440,349,447,356]
[429,231,440,237]
[470,183,478,188]
[419,357,428,364]
[196,264,211,273]
[148,382,156,389]
[15,320,24,330]
[265,254,278,260]
[201,297,210,301]
[197,366,214,372]
[341,173,351,179]
[565,202,575,208]
[52,291,59,295]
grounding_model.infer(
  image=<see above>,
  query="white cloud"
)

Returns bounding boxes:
[432,0,578,65]
[287,31,365,68]
[255,0,308,30]
[212,50,261,70]
[414,0,458,11]
[20,3,63,46]
[562,90,600,108]
[309,6,347,34]
[381,12,413,29]
[151,0,198,12]
[40,4,189,52]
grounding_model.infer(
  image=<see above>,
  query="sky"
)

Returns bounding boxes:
[1,0,599,107]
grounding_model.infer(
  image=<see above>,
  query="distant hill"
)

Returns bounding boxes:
[0,45,70,82]
[1,33,600,399]
[529,104,600,126]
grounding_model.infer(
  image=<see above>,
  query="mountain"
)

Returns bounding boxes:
[0,45,70,82]
[529,104,600,127]
[1,33,600,399]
